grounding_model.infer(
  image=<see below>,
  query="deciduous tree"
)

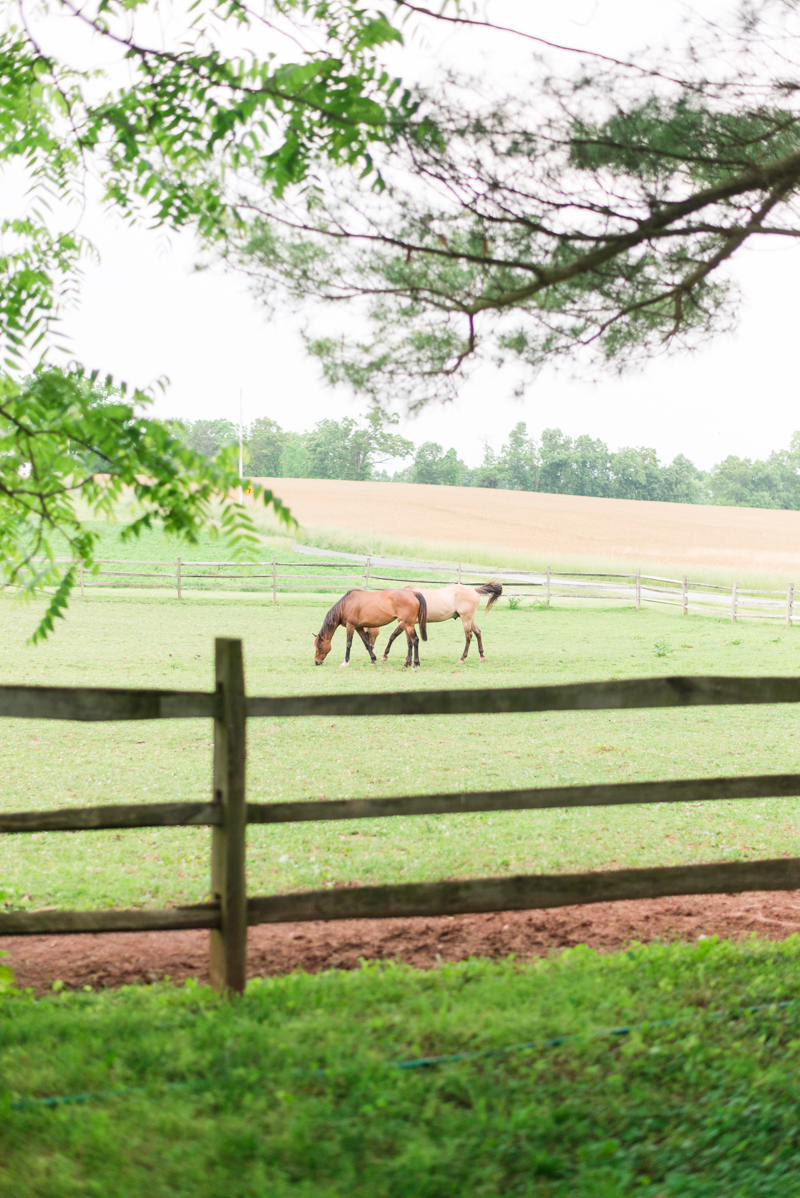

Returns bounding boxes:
[247,418,286,477]
[0,0,411,633]
[184,421,239,459]
[305,410,413,479]
[499,423,538,493]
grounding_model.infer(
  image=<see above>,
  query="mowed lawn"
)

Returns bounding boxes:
[1,591,800,913]
[5,939,800,1197]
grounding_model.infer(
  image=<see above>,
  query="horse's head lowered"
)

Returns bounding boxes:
[313,630,333,665]
[313,594,352,664]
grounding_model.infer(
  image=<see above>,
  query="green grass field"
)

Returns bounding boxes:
[4,939,800,1196]
[1,586,799,913]
[5,535,800,1195]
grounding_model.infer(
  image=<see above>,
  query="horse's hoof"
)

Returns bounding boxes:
[457,659,465,665]
[479,656,487,663]
[381,656,388,663]
[340,661,350,669]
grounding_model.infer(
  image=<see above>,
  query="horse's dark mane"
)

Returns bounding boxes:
[318,591,355,640]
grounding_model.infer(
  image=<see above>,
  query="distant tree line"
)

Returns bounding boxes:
[173,416,800,510]
[173,412,414,484]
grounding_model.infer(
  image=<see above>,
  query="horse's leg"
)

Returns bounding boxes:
[356,626,378,664]
[412,627,421,669]
[382,622,405,662]
[459,615,473,664]
[473,619,486,662]
[341,623,355,668]
[399,619,421,669]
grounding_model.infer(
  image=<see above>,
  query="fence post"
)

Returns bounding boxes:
[272,555,277,605]
[79,561,84,600]
[209,638,248,994]
[176,558,182,600]
[546,565,551,609]
[635,567,641,611]
[365,556,371,588]
[788,582,794,628]
[682,575,688,617]
[731,582,738,625]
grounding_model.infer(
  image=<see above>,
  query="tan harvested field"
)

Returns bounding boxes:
[255,477,800,577]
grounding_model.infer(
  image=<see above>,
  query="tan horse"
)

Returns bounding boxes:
[381,581,502,664]
[313,588,428,668]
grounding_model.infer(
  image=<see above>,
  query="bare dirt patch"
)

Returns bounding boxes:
[254,477,800,574]
[5,891,800,993]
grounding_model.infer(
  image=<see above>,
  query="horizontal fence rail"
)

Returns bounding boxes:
[4,675,800,723]
[246,773,800,823]
[245,676,800,719]
[0,802,221,834]
[246,857,800,925]
[4,857,800,937]
[0,686,216,722]
[5,645,800,991]
[32,557,798,626]
[4,773,800,836]
[0,904,220,936]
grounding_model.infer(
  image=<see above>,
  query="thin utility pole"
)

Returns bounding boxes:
[238,389,244,505]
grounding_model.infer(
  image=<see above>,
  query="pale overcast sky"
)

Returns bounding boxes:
[54,0,799,471]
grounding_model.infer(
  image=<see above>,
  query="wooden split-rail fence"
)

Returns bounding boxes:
[3,641,800,991]
[38,557,799,626]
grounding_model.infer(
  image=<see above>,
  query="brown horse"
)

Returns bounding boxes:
[313,589,428,668]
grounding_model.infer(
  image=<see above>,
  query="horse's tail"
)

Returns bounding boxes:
[476,580,502,612]
[413,591,428,640]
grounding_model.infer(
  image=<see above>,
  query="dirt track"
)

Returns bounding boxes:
[6,891,800,994]
[255,477,800,574]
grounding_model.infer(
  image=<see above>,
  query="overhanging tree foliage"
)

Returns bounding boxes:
[1,370,297,640]
[230,1,800,411]
[9,0,799,639]
[0,0,413,635]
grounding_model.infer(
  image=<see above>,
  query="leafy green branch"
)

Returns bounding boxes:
[0,368,295,640]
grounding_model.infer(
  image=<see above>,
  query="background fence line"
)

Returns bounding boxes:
[30,557,800,625]
[4,651,800,991]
